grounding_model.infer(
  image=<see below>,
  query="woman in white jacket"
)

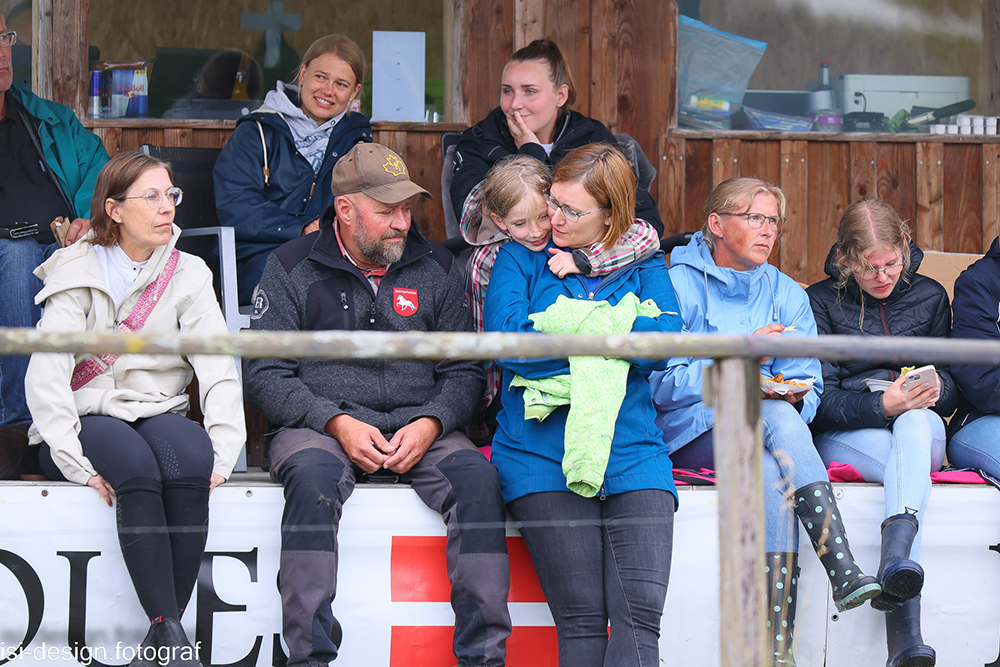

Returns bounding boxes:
[25,151,245,667]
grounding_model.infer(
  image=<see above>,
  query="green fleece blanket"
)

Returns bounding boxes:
[510,293,661,497]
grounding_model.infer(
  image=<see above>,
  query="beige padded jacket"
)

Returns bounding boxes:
[25,225,246,485]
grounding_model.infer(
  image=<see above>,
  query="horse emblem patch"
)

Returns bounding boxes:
[383,155,407,177]
[393,288,419,316]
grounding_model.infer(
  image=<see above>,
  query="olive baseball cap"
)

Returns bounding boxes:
[330,143,432,204]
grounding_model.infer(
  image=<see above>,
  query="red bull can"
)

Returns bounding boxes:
[88,71,102,118]
[111,69,148,118]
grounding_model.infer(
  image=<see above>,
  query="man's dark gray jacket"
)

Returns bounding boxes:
[244,214,485,438]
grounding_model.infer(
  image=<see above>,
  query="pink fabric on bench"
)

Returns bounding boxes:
[826,460,987,485]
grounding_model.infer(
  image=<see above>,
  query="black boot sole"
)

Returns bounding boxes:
[882,560,924,600]
[889,645,936,667]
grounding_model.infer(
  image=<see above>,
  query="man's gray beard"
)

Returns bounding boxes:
[356,227,407,265]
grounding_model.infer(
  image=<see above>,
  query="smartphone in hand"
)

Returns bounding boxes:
[901,365,939,393]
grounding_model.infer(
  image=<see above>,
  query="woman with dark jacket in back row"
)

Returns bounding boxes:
[807,199,956,667]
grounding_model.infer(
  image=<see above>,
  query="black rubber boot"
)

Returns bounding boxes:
[150,617,203,667]
[885,596,936,667]
[127,625,156,667]
[793,481,881,612]
[871,513,924,611]
[766,552,798,666]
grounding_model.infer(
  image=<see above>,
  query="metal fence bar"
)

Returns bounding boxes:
[3,327,1000,364]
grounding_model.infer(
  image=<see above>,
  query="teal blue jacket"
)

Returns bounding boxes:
[9,84,109,219]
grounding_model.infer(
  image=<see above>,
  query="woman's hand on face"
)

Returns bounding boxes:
[547,248,580,278]
[882,375,939,418]
[507,110,541,149]
[87,474,115,506]
[210,473,226,494]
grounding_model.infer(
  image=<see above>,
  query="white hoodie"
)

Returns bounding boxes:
[25,226,246,485]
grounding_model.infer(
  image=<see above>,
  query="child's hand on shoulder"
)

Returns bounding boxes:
[547,248,581,279]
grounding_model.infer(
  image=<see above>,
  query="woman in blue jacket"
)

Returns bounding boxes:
[213,34,372,304]
[649,178,880,666]
[807,199,950,667]
[484,143,680,667]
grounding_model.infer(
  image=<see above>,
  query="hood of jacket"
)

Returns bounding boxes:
[670,230,778,302]
[242,82,371,143]
[459,192,508,246]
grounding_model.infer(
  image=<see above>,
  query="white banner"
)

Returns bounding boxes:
[0,482,997,666]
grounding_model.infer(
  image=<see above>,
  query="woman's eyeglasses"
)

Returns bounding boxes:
[124,187,184,209]
[855,263,904,280]
[719,211,783,231]
[543,191,608,223]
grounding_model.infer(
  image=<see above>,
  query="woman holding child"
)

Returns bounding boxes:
[649,177,881,667]
[807,199,954,667]
[25,151,245,667]
[484,143,680,666]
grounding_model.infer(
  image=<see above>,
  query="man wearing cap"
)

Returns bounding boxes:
[244,143,511,667]
[0,10,108,467]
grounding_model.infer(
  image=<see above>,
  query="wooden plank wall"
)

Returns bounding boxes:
[656,138,1000,285]
[88,126,454,243]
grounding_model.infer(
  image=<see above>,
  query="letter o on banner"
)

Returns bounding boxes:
[0,550,44,664]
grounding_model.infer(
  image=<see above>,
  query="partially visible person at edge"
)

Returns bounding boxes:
[461,153,659,444]
[949,237,1000,489]
[244,143,511,667]
[649,177,881,667]
[0,10,109,458]
[25,151,245,667]
[213,33,372,305]
[808,199,954,667]
[484,143,681,666]
[450,38,663,238]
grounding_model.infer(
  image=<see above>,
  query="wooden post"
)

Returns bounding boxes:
[710,357,767,667]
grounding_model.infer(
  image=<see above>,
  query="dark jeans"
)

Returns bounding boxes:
[508,490,674,667]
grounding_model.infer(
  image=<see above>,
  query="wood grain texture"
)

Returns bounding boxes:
[877,143,916,228]
[673,129,1000,145]
[806,142,850,283]
[49,0,88,115]
[740,141,780,187]
[779,141,808,281]
[984,0,1000,116]
[457,0,514,125]
[589,0,619,127]
[657,135,686,238]
[712,139,742,185]
[664,0,678,130]
[849,141,878,202]
[944,144,984,254]
[538,0,592,117]
[916,143,945,251]
[513,0,546,49]
[684,139,713,233]
[984,145,1000,249]
[712,358,767,667]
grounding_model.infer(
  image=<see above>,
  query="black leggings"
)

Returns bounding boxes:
[40,413,214,622]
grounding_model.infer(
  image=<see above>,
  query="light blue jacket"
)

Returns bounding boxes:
[649,232,822,452]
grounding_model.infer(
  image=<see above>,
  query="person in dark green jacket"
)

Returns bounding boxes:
[0,10,109,435]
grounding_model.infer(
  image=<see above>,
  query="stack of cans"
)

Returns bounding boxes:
[88,65,148,118]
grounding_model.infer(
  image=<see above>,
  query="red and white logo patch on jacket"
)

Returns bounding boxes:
[393,288,419,316]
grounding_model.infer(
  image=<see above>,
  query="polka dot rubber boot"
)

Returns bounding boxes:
[793,481,881,612]
[765,552,799,666]
[872,513,924,612]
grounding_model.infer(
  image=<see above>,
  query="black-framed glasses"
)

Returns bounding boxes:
[855,263,904,280]
[719,211,783,231]
[124,187,183,209]
[543,190,608,223]
[0,31,16,48]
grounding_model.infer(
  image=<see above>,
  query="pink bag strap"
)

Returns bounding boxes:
[70,249,179,391]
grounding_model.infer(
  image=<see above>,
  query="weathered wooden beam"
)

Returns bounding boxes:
[710,357,766,667]
[3,328,1000,366]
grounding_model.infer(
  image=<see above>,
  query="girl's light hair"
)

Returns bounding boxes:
[702,177,786,252]
[482,155,552,221]
[294,34,365,111]
[834,198,912,288]
[553,143,636,249]
[508,39,576,114]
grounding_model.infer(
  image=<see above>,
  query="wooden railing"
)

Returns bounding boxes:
[4,328,997,667]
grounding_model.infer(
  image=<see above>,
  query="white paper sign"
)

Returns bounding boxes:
[372,31,426,122]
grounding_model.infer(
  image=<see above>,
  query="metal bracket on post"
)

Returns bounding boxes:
[712,356,767,667]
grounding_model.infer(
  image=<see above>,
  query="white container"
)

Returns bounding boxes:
[973,115,986,126]
[929,124,945,134]
[974,126,985,135]
[958,115,973,126]
[988,126,997,136]
[946,125,959,134]
[988,117,998,127]
[960,125,972,135]
[835,74,970,116]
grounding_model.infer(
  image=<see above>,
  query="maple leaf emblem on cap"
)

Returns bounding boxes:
[383,155,407,177]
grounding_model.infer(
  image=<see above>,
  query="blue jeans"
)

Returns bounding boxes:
[814,409,945,561]
[670,399,828,553]
[0,239,56,426]
[949,413,1000,479]
[508,489,674,667]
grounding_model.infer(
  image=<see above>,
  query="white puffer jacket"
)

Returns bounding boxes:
[25,225,246,485]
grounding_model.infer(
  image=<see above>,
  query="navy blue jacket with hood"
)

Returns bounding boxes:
[213,86,372,303]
